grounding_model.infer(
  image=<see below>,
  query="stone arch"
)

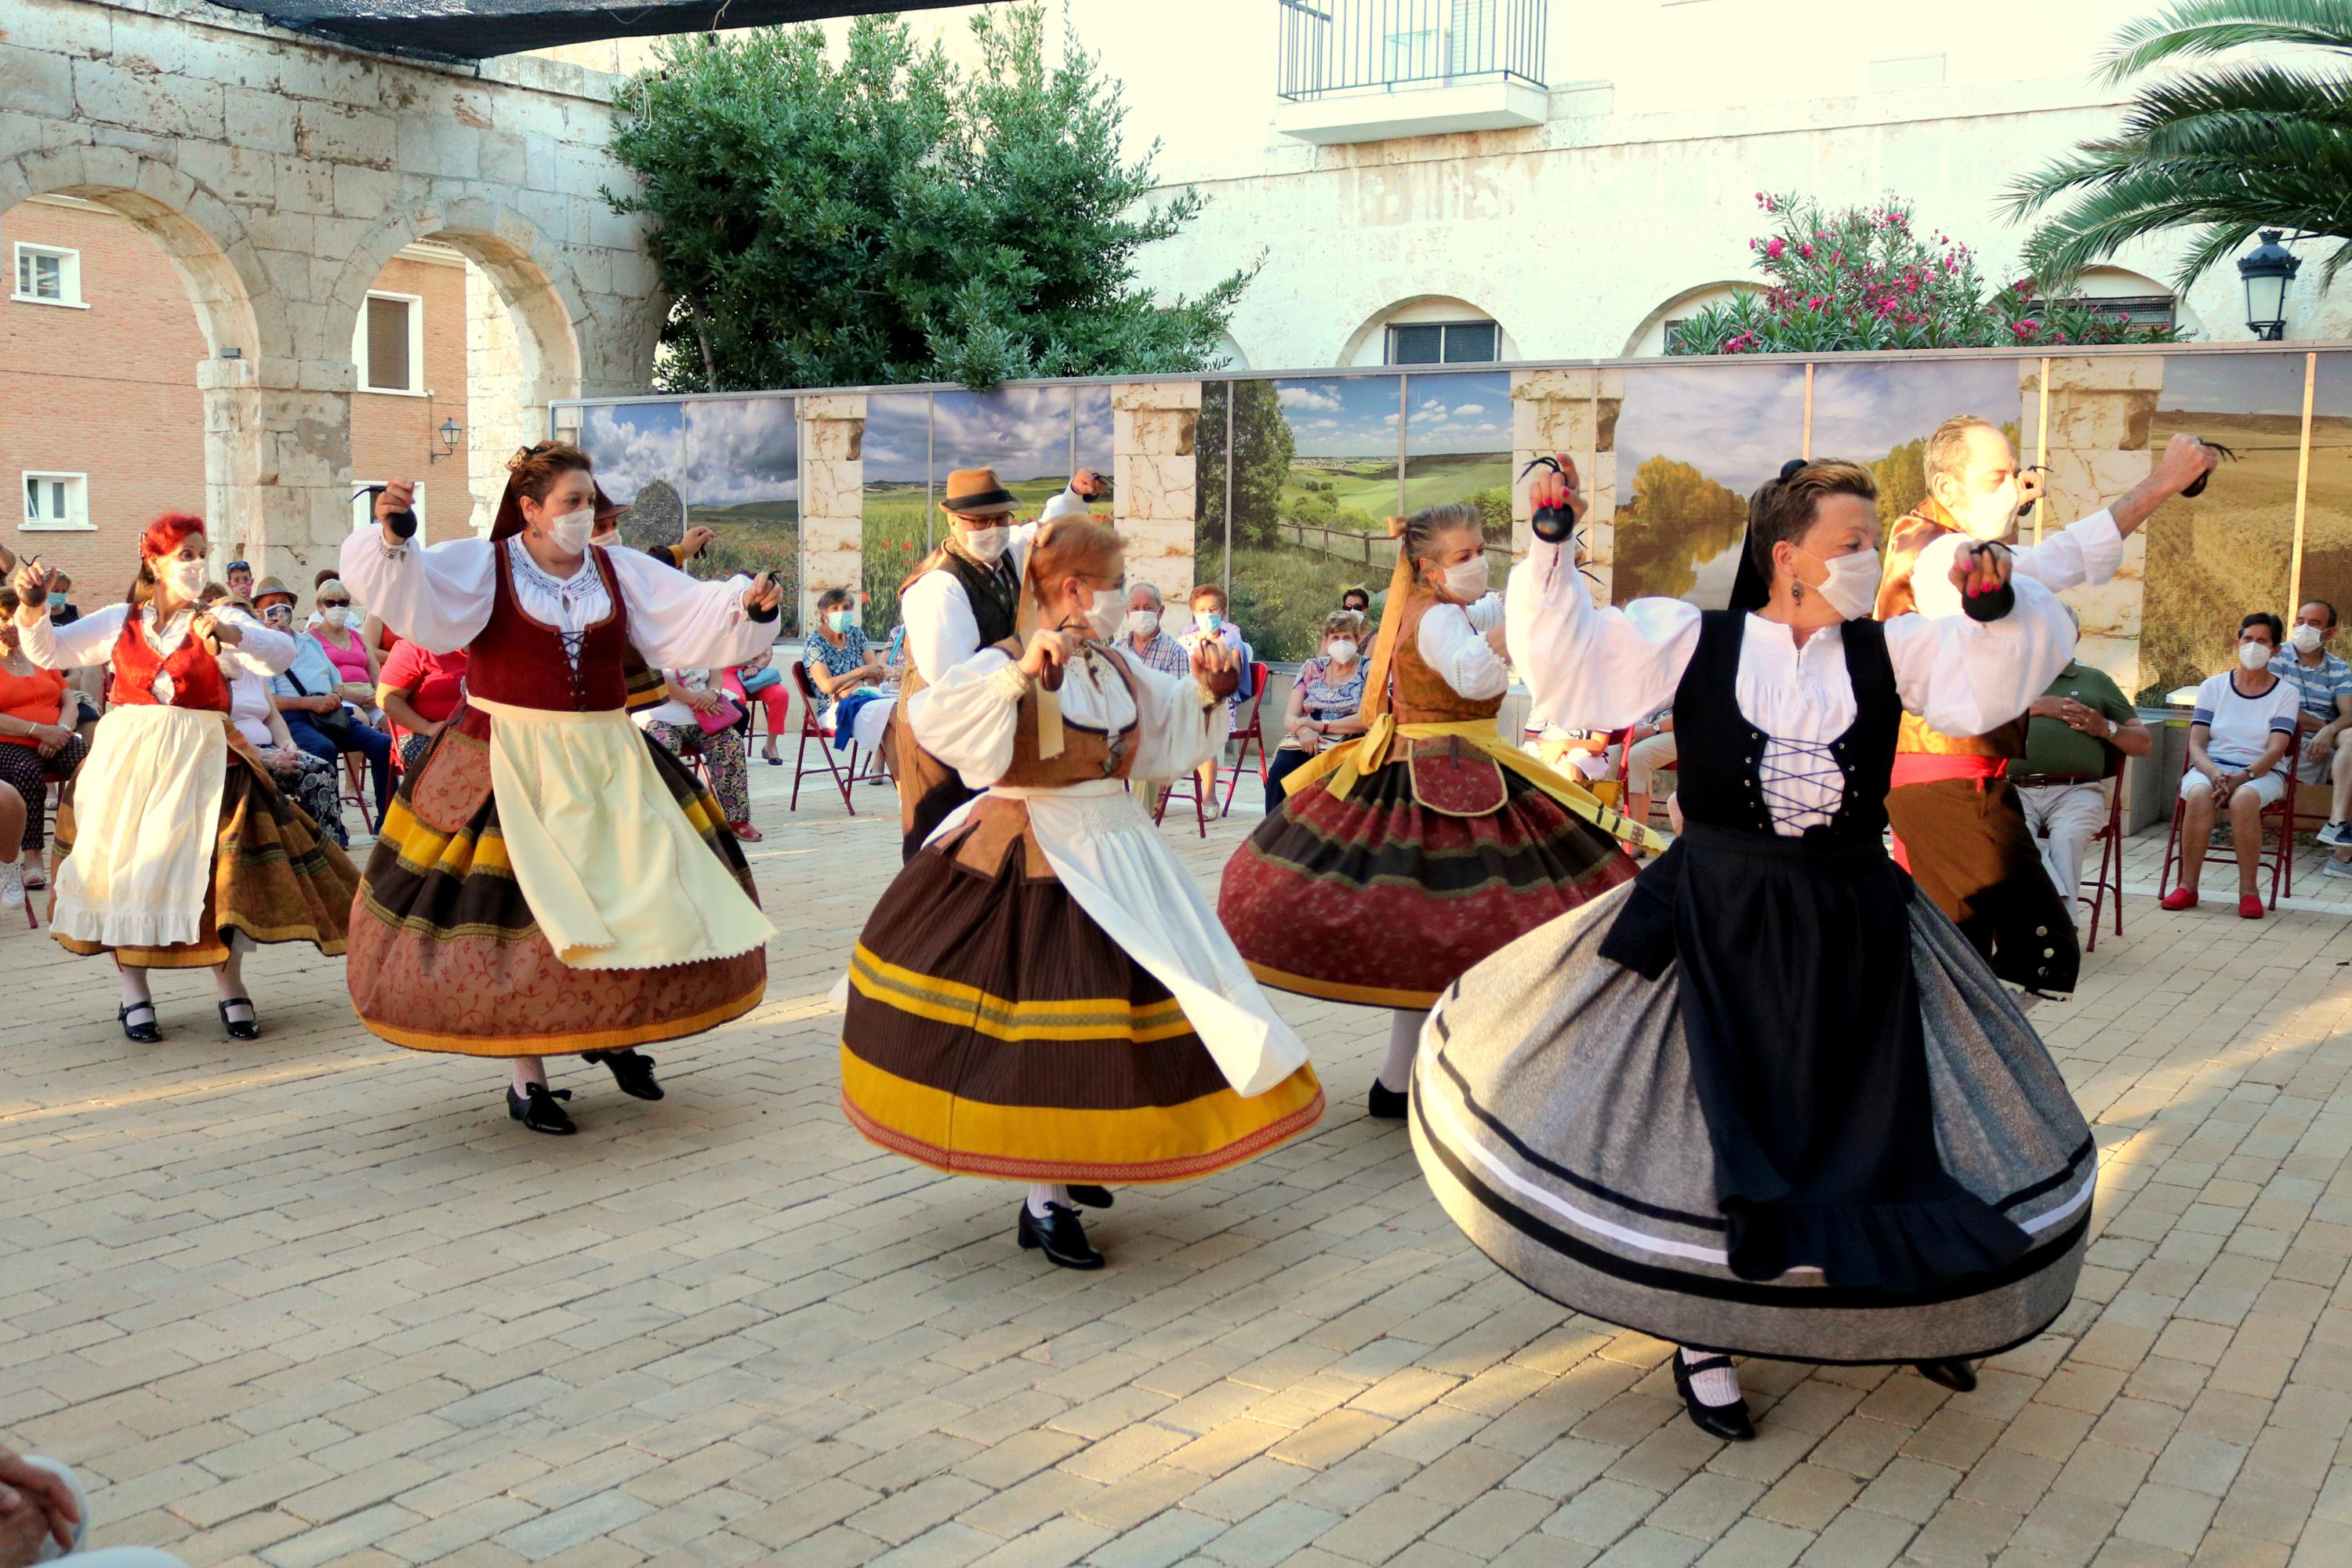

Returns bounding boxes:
[0,145,271,361]
[332,198,588,533]
[1620,279,1754,358]
[1336,293,1519,368]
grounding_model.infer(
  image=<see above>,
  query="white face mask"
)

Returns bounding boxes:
[163,558,208,598]
[960,524,1011,562]
[2239,640,2272,671]
[1193,608,1221,633]
[1947,477,2020,542]
[2290,623,2325,655]
[544,506,595,554]
[1796,546,1884,621]
[1123,609,1160,639]
[1326,638,1359,664]
[1084,588,1126,641]
[1439,557,1490,602]
[321,605,351,629]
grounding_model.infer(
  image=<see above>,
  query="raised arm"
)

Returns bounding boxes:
[1882,572,2075,738]
[339,530,495,655]
[212,606,296,676]
[13,597,130,671]
[1504,539,1700,733]
[607,546,775,671]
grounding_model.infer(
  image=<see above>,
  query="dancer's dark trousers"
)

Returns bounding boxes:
[1887,776,2081,996]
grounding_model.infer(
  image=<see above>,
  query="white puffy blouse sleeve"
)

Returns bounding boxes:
[1417,600,1511,702]
[213,606,296,677]
[1505,540,1700,731]
[908,648,1026,787]
[1882,573,2076,737]
[1907,511,2123,619]
[340,530,495,655]
[17,602,130,670]
[606,547,772,670]
[1119,647,1221,784]
[901,571,982,688]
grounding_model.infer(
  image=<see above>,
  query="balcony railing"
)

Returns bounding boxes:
[1277,0,1548,101]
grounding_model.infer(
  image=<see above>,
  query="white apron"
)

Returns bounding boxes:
[474,695,775,971]
[53,705,227,949]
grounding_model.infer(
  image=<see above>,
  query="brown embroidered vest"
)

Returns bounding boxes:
[1387,592,1503,726]
[992,638,1141,789]
[1875,499,2027,759]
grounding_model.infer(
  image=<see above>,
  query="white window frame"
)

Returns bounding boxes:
[352,290,426,397]
[22,471,93,532]
[351,481,424,534]
[12,243,85,309]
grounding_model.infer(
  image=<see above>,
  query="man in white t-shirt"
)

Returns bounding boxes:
[2161,612,2302,920]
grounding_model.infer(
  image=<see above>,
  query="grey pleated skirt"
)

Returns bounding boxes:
[1412,880,2094,1363]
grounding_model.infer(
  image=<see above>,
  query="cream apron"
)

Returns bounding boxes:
[53,705,227,949]
[474,695,775,971]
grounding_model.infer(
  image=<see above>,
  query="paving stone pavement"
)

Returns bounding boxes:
[2,760,2348,1568]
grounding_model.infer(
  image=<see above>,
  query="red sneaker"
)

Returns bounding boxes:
[2238,894,2265,920]
[2158,887,2198,912]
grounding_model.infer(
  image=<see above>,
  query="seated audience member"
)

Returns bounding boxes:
[802,587,897,757]
[1622,710,1677,833]
[307,579,380,710]
[2273,598,2352,880]
[1120,583,1190,677]
[2013,631,2152,924]
[1177,582,1254,810]
[0,586,89,894]
[637,668,760,841]
[228,661,346,845]
[2161,613,2302,920]
[0,1445,190,1566]
[724,649,790,766]
[256,579,394,821]
[1340,585,1372,616]
[223,557,256,608]
[1265,612,1367,815]
[376,636,470,772]
[0,781,26,914]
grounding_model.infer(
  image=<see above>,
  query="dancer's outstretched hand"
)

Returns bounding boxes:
[742,572,783,619]
[1528,453,1588,524]
[9,560,59,612]
[1949,540,2013,599]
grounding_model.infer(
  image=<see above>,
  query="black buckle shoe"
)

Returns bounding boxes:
[1671,1354,1755,1442]
[506,1083,576,1135]
[217,996,260,1041]
[1068,1185,1114,1210]
[582,1049,664,1101]
[118,1002,160,1044]
[1016,1203,1104,1269]
[1914,1358,1977,1392]
[1368,1078,1407,1119]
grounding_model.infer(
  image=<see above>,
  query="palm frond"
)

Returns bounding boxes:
[2114,61,2352,129]
[2100,0,2352,84]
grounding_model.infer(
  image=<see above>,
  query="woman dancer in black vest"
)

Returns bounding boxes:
[1411,458,2096,1439]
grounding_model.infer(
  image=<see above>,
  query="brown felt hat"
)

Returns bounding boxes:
[252,576,297,608]
[940,467,1020,517]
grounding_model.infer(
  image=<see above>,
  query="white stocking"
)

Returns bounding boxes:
[1025,1183,1069,1218]
[1679,1345,1742,1406]
[1379,1008,1426,1092]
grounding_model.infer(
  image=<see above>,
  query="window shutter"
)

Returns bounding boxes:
[1388,324,1445,365]
[366,296,411,390]
[1443,322,1499,362]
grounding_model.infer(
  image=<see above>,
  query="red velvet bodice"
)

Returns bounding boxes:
[108,610,230,713]
[465,543,633,713]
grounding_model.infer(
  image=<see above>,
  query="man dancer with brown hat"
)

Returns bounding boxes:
[891,465,1105,859]
[1877,416,2215,996]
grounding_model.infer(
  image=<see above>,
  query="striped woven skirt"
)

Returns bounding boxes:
[347,722,766,1057]
[1412,879,2094,1364]
[53,739,359,969]
[842,800,1325,1184]
[1219,757,1638,1009]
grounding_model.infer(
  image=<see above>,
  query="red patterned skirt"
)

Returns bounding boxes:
[347,712,765,1056]
[1220,757,1637,1009]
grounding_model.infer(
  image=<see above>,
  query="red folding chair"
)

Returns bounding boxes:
[1213,661,1272,816]
[789,661,859,815]
[339,750,374,835]
[1153,768,1211,839]
[2080,753,2127,953]
[2157,737,2300,911]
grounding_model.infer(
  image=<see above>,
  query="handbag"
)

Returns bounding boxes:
[695,698,744,735]
[285,668,355,743]
[738,666,783,696]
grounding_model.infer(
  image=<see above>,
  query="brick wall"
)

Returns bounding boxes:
[349,253,472,546]
[0,198,206,598]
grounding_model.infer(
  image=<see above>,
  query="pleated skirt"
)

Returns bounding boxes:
[842,810,1325,1184]
[347,731,766,1056]
[1220,759,1638,1009]
[1412,880,2094,1364]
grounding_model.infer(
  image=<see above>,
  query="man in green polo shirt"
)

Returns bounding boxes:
[2012,638,2152,926]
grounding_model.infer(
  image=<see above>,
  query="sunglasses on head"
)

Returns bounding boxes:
[226,561,251,573]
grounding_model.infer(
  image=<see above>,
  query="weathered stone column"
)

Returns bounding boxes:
[800,395,866,633]
[2038,356,2160,695]
[1112,382,1200,601]
[1512,368,1621,603]
[201,355,354,590]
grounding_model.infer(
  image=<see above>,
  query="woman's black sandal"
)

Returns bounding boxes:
[118,1002,161,1044]
[506,1083,576,1134]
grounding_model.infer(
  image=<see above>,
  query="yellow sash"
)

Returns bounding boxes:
[1281,713,1668,854]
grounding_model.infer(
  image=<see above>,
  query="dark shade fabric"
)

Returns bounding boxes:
[201,0,978,64]
[1889,778,2082,996]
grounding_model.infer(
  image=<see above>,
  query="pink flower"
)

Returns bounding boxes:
[1765,238,1786,260]
[2011,320,2038,339]
[1799,243,1814,259]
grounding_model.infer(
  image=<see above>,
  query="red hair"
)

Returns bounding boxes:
[140,513,206,561]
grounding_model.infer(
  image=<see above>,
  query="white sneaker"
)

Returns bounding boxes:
[2321,857,2352,880]
[0,858,24,915]
[2318,821,2352,848]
